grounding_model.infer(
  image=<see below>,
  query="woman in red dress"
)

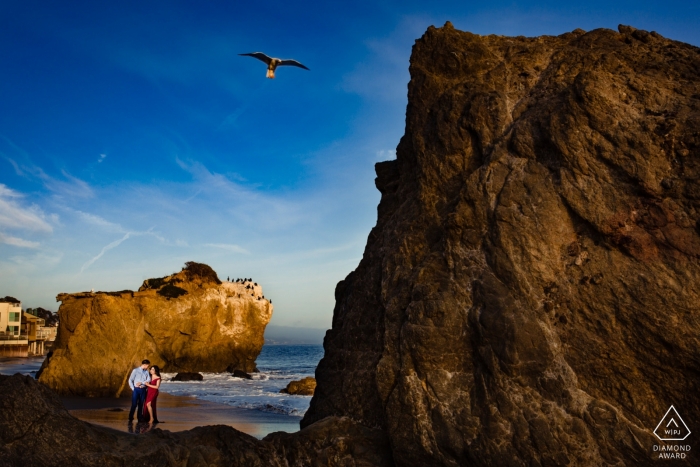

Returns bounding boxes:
[143,365,161,423]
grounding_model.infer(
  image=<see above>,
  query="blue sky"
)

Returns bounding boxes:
[1,1,698,330]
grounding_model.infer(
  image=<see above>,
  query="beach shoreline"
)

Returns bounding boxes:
[1,356,304,439]
[63,391,303,439]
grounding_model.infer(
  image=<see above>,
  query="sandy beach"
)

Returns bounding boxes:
[62,393,303,439]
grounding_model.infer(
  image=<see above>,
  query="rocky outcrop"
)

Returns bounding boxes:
[232,369,253,379]
[280,377,316,395]
[303,23,700,466]
[39,262,272,397]
[172,372,204,381]
[0,374,391,467]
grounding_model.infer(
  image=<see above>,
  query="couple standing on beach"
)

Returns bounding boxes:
[128,359,161,424]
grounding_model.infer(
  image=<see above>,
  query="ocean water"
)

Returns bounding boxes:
[160,344,324,417]
[0,345,324,418]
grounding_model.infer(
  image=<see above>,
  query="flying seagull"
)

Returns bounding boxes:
[239,52,310,79]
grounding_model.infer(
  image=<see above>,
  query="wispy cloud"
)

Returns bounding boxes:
[0,233,40,249]
[41,168,93,198]
[175,157,307,229]
[340,16,427,102]
[204,243,250,254]
[71,209,124,232]
[0,184,53,233]
[80,228,162,273]
[376,149,396,160]
[98,154,107,163]
[1,136,93,199]
[3,157,93,199]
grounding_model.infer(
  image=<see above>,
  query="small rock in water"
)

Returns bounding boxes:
[171,372,204,381]
[231,369,252,379]
[280,377,316,395]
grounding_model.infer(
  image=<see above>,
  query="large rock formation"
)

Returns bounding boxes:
[39,262,272,397]
[303,23,700,466]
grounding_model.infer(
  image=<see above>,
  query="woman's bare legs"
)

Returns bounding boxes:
[146,402,153,423]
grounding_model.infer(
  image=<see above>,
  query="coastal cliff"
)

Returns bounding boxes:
[38,262,272,397]
[303,23,700,466]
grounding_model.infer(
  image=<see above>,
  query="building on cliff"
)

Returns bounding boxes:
[0,298,28,357]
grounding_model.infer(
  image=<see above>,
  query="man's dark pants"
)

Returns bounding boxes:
[129,387,147,421]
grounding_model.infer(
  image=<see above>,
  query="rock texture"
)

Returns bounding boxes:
[172,372,204,381]
[0,374,391,467]
[39,262,272,397]
[281,377,317,395]
[303,23,700,466]
[232,369,253,379]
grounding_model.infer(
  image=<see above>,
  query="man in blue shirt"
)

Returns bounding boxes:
[128,359,151,422]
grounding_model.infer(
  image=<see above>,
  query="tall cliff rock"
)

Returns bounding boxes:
[39,262,272,397]
[303,23,700,466]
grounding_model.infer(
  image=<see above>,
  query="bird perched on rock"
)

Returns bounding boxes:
[239,52,309,79]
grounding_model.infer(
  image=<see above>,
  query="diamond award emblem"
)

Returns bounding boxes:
[654,406,691,441]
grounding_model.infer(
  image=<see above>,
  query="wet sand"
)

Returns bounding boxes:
[62,393,302,439]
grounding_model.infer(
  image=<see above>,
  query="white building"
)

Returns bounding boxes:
[0,299,28,357]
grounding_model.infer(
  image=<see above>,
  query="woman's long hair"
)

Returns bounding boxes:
[151,365,161,377]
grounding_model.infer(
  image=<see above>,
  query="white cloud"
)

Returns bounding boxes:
[5,161,92,199]
[0,233,40,249]
[376,149,396,160]
[72,209,124,232]
[43,169,93,198]
[98,154,107,163]
[175,157,308,230]
[0,184,53,233]
[204,243,250,254]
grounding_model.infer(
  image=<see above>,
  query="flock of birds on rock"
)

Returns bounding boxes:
[227,277,270,303]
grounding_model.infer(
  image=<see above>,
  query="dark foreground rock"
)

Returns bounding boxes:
[303,23,700,466]
[280,377,317,395]
[172,372,204,381]
[0,374,392,467]
[231,369,253,379]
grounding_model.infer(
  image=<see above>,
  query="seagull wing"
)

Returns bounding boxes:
[278,59,310,70]
[239,52,273,65]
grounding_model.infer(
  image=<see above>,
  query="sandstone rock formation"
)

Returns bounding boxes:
[39,262,272,397]
[0,374,391,467]
[303,23,700,466]
[280,377,317,395]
